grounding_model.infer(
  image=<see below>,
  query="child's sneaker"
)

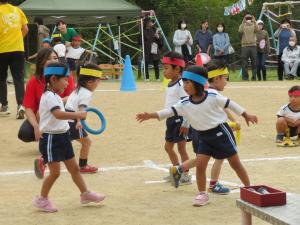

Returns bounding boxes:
[179,172,192,186]
[275,134,284,143]
[32,196,58,213]
[80,191,105,204]
[34,156,45,179]
[169,166,181,188]
[208,182,230,195]
[0,105,10,115]
[16,105,25,119]
[193,192,209,206]
[80,165,98,173]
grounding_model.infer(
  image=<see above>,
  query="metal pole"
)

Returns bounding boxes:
[92,24,102,51]
[266,10,277,49]
[153,15,171,51]
[141,18,146,80]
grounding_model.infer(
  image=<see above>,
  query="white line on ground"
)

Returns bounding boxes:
[1,155,300,177]
[7,85,290,96]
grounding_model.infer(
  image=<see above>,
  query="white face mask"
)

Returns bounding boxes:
[246,20,252,24]
[217,27,224,32]
[289,41,296,47]
[181,24,187,29]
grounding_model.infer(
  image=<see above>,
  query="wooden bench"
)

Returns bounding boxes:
[236,193,300,225]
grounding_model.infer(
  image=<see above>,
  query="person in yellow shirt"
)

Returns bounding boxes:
[0,0,28,119]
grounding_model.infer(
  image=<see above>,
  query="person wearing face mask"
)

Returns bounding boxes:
[281,36,300,80]
[275,19,296,80]
[256,20,270,81]
[213,23,230,65]
[173,20,193,63]
[239,13,258,81]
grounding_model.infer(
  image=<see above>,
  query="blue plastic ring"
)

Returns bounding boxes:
[81,107,106,135]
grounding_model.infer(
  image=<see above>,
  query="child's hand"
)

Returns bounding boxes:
[136,112,151,122]
[76,121,83,130]
[179,127,189,137]
[77,111,87,120]
[33,126,42,141]
[236,121,241,130]
[243,112,258,126]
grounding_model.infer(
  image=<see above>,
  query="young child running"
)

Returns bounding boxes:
[161,51,191,185]
[66,36,96,83]
[65,63,102,173]
[33,62,105,212]
[136,65,257,206]
[168,60,240,195]
[52,33,67,64]
[276,85,300,142]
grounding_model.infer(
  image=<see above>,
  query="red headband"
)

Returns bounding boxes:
[288,90,300,96]
[162,57,185,68]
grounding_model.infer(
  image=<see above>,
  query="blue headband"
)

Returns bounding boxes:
[44,67,70,77]
[182,71,207,86]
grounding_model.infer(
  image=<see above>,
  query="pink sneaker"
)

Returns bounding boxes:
[80,191,105,204]
[193,192,209,206]
[32,196,58,213]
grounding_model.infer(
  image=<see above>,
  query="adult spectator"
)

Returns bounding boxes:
[281,36,300,80]
[173,20,193,63]
[256,20,270,81]
[56,20,78,47]
[194,20,213,54]
[33,17,50,50]
[274,19,296,80]
[18,48,75,142]
[213,22,230,65]
[139,17,163,81]
[0,0,28,118]
[239,13,258,81]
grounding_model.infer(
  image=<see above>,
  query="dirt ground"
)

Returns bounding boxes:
[1,81,300,225]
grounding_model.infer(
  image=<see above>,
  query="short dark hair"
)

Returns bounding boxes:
[177,20,187,29]
[0,0,9,3]
[44,62,69,91]
[183,65,208,96]
[34,17,44,25]
[288,85,300,93]
[163,51,185,71]
[206,60,227,83]
[281,18,291,25]
[56,19,66,27]
[76,63,101,92]
[216,22,225,32]
[201,20,208,25]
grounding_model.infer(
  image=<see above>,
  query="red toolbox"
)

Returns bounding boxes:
[240,185,286,207]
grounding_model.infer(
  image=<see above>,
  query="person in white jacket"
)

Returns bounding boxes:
[281,36,300,80]
[173,20,193,63]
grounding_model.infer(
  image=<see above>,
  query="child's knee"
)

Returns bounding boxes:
[49,170,60,179]
[276,117,287,126]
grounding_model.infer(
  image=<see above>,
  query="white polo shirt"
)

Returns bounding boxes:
[165,79,188,108]
[39,91,69,133]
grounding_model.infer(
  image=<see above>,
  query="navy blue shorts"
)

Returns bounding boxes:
[192,123,237,159]
[288,126,297,137]
[39,132,74,164]
[67,58,77,71]
[165,116,185,143]
[68,122,88,141]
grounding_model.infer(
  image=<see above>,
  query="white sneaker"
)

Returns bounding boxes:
[179,172,192,186]
[16,105,25,119]
[0,105,10,116]
[144,79,150,82]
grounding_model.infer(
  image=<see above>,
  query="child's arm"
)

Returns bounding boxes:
[136,112,159,122]
[75,106,86,129]
[52,109,86,120]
